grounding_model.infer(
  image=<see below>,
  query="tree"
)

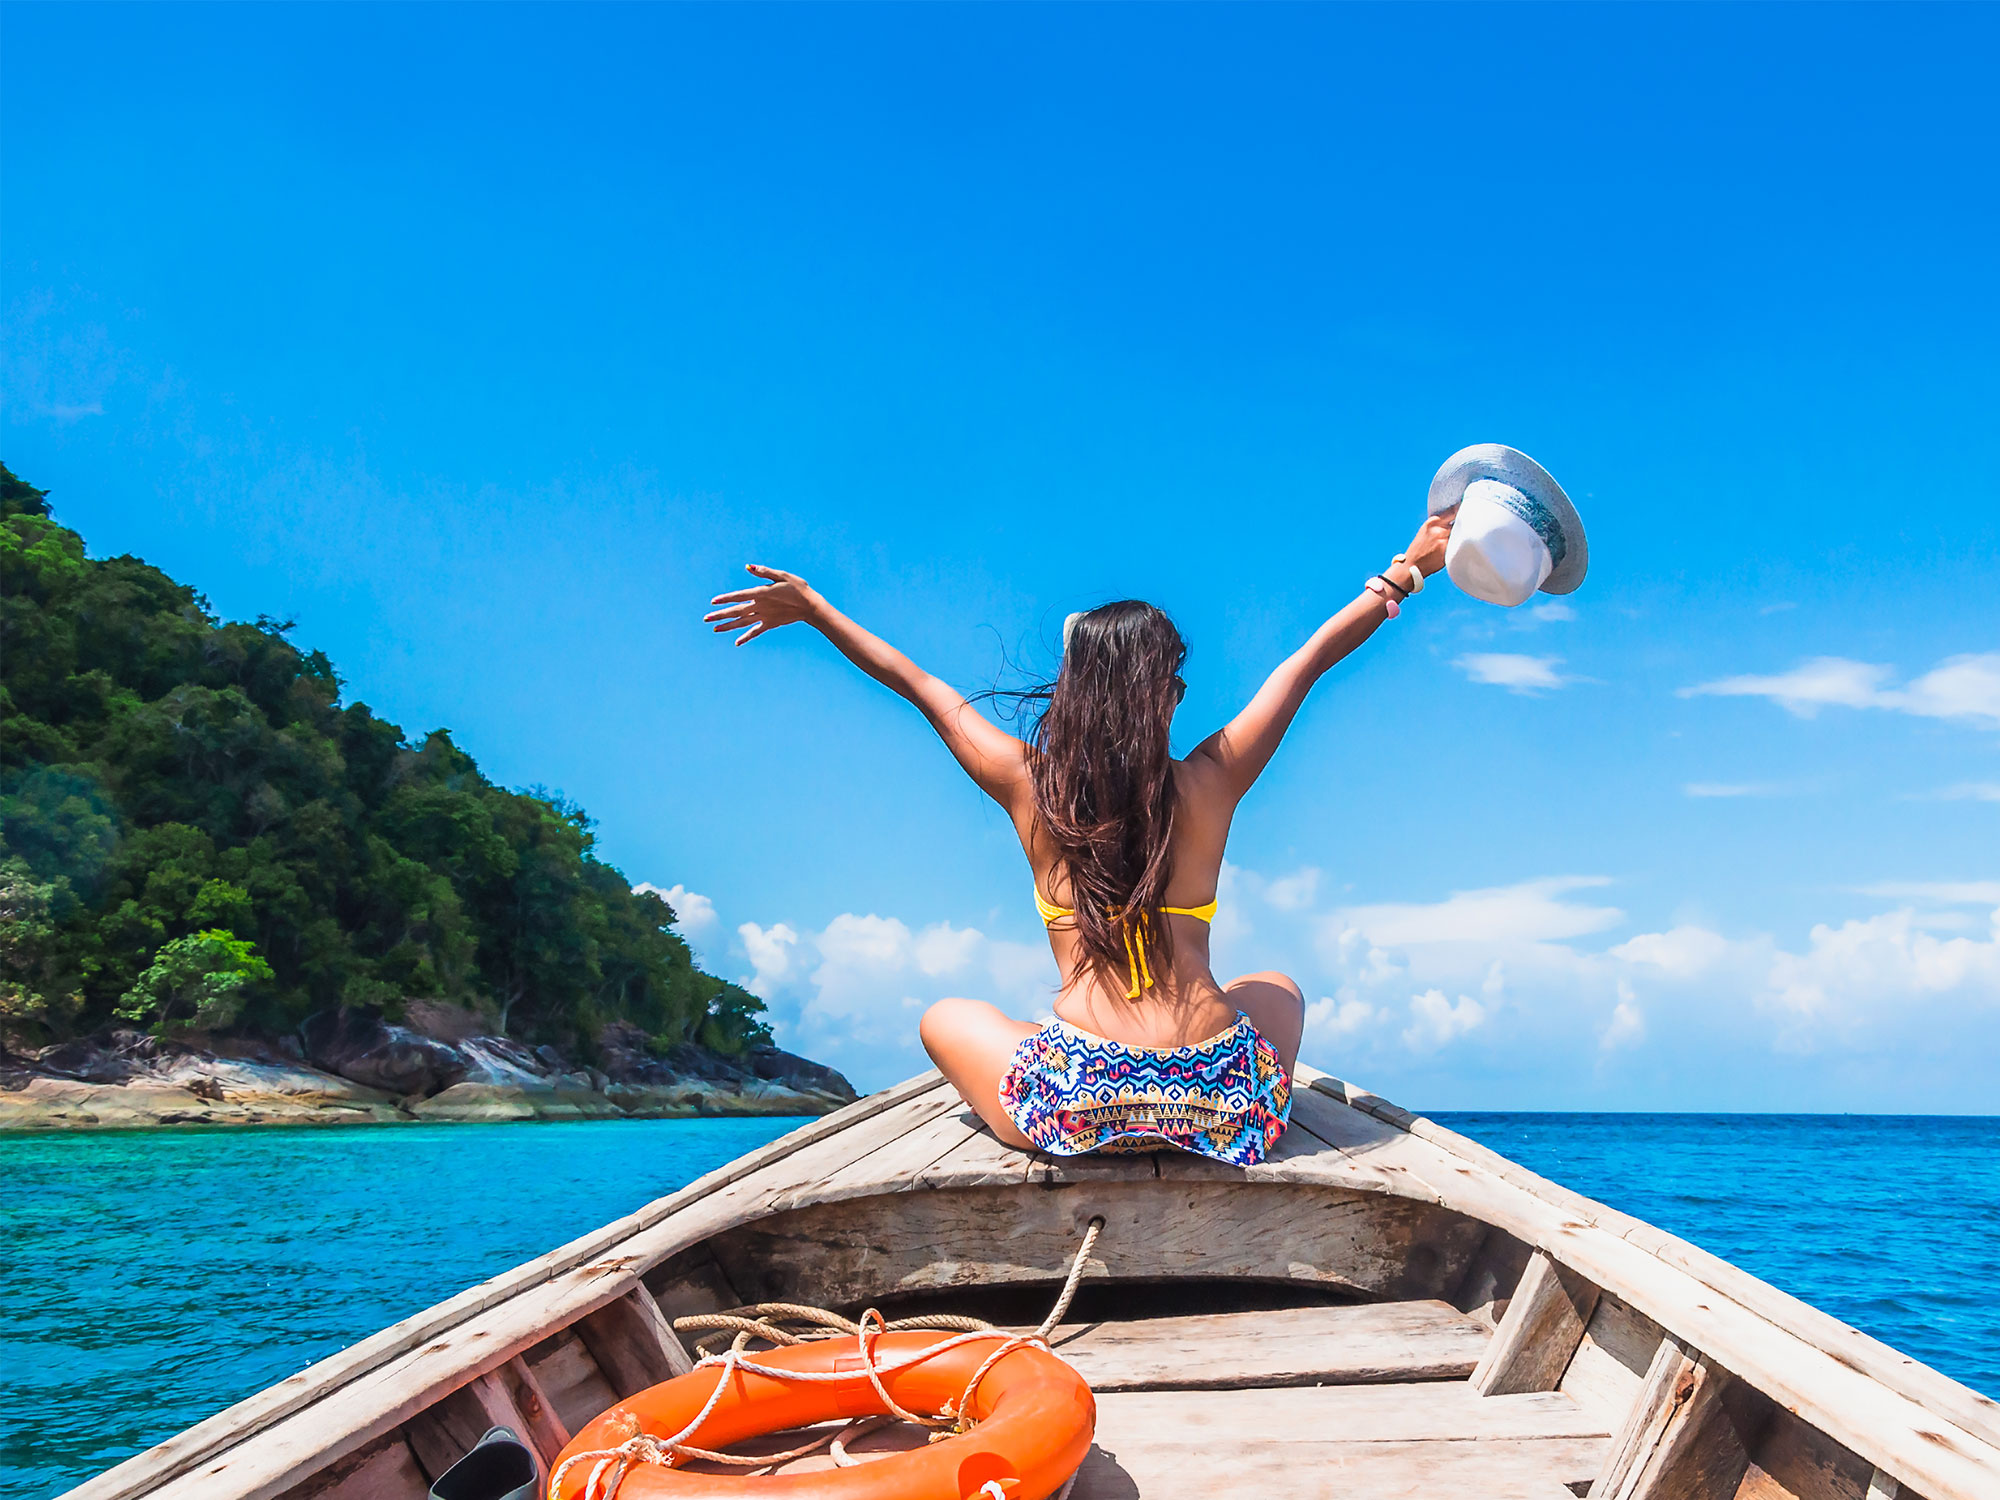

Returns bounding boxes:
[115,929,274,1036]
[0,462,738,1056]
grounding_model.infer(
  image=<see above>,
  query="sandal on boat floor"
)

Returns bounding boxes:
[428,1425,539,1500]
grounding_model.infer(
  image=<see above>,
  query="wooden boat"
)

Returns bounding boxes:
[64,1065,2000,1500]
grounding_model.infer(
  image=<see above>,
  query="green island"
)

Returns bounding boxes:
[0,464,853,1127]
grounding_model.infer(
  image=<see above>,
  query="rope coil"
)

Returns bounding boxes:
[547,1215,1105,1500]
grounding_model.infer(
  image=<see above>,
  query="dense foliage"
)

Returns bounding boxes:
[0,464,768,1056]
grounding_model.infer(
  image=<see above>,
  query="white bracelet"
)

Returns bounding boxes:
[1393,555,1424,594]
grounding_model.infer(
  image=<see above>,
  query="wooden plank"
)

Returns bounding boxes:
[275,1434,428,1500]
[922,1116,1040,1189]
[706,1180,1490,1310]
[647,1255,741,1323]
[493,1357,569,1468]
[1595,1335,1748,1500]
[1563,1293,1669,1425]
[403,1374,539,1486]
[1736,1407,1886,1500]
[768,1093,969,1208]
[522,1334,617,1442]
[1252,1106,2000,1500]
[1473,1250,1602,1397]
[574,1288,689,1396]
[1030,1300,1493,1390]
[1364,1085,2000,1460]
[1456,1226,1536,1328]
[64,1071,952,1500]
[1071,1383,1609,1499]
[136,1091,969,1500]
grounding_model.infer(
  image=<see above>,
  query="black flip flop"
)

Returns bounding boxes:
[428,1424,539,1500]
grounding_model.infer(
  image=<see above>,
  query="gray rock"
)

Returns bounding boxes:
[300,1007,469,1098]
[747,1045,857,1103]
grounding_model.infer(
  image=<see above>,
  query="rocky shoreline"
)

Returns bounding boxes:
[0,1007,857,1130]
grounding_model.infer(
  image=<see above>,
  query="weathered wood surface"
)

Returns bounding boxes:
[1310,1070,2000,1460]
[1592,1336,1744,1500]
[1292,1074,2000,1500]
[1472,1249,1602,1396]
[1030,1300,1491,1390]
[1735,1406,1890,1500]
[129,1077,960,1500]
[520,1333,617,1444]
[1560,1291,1669,1424]
[1072,1383,1610,1499]
[707,1180,1489,1308]
[279,1434,426,1500]
[71,1071,950,1500]
[493,1356,570,1467]
[574,1288,691,1395]
[76,1062,2000,1500]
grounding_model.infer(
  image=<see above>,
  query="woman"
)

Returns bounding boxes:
[705,509,1454,1166]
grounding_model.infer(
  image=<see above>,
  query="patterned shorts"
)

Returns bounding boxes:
[998,1012,1291,1167]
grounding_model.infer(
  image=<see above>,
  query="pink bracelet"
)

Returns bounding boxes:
[1365,577,1401,618]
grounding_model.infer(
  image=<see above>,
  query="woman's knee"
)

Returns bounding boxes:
[1230,970,1304,1010]
[919,996,1008,1058]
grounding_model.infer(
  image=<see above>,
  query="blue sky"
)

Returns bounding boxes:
[6,4,1996,1107]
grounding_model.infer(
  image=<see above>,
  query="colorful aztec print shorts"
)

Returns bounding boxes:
[998,1012,1291,1167]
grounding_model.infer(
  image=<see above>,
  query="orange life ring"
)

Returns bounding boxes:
[549,1330,1094,1500]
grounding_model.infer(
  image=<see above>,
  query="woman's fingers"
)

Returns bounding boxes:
[709,586,768,605]
[734,621,769,646]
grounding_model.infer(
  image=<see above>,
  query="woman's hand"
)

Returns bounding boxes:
[1402,508,1457,577]
[704,564,824,646]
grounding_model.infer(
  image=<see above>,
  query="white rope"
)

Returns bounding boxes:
[547,1215,1106,1500]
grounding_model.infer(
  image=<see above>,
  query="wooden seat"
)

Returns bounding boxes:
[1028,1300,1494,1391]
[1074,1384,1611,1500]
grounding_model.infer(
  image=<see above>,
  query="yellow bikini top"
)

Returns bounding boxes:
[1034,886,1220,1000]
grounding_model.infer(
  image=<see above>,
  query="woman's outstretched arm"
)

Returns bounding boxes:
[1188,513,1455,801]
[705,565,1030,808]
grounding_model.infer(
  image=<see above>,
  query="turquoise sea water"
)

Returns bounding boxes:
[3,1112,1995,1499]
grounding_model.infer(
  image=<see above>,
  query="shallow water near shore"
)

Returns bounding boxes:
[3,1111,1995,1499]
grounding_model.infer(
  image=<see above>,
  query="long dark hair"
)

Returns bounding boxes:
[1030,600,1187,993]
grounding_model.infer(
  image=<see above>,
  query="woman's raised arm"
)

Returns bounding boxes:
[1187,513,1454,802]
[705,565,1031,809]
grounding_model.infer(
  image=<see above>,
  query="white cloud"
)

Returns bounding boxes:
[1601,990,1646,1052]
[1221,863,2000,1104]
[738,921,799,995]
[1765,908,2000,1045]
[723,910,1058,1088]
[1899,655,2000,726]
[1684,782,1789,799]
[1931,783,2000,804]
[634,882,718,934]
[1853,882,2000,906]
[1611,925,1735,980]
[1683,653,2000,728]
[1264,867,1321,912]
[1305,996,1378,1036]
[1335,876,1622,947]
[1402,989,1487,1050]
[1527,601,1577,624]
[1454,653,1569,693]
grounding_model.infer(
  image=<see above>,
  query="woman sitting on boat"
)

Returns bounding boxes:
[705,509,1454,1167]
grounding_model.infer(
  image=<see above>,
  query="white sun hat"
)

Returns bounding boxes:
[1427,444,1587,606]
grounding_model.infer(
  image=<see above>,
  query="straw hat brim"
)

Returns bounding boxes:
[1427,444,1588,596]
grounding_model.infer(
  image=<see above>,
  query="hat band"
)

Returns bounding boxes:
[1483,482,1568,571]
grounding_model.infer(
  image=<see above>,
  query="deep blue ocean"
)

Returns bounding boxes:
[3,1112,1994,1500]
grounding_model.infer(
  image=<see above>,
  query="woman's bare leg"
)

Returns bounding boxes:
[919,997,1039,1148]
[1223,970,1306,1078]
